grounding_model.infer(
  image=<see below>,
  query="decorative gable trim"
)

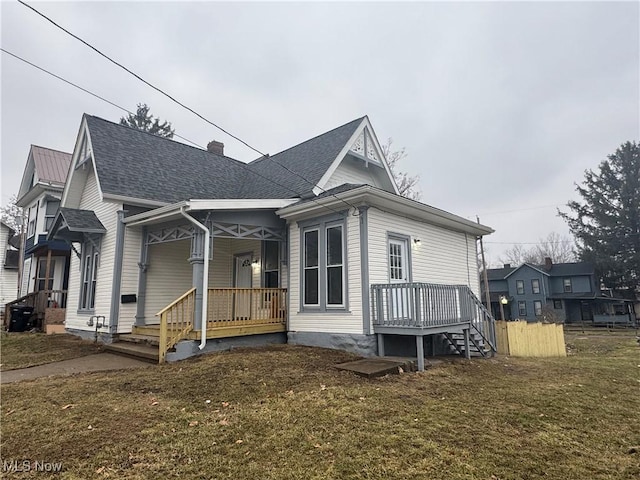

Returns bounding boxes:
[313,117,399,196]
[60,116,105,208]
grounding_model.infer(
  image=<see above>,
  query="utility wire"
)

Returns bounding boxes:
[17,0,266,157]
[1,47,348,218]
[0,47,202,148]
[18,0,363,216]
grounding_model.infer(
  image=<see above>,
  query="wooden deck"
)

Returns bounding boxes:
[132,322,286,339]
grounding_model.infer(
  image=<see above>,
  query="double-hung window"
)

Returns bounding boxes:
[44,200,60,232]
[518,301,527,317]
[532,279,540,294]
[516,280,525,295]
[563,278,572,293]
[301,217,346,310]
[79,239,100,311]
[534,300,543,316]
[263,241,280,288]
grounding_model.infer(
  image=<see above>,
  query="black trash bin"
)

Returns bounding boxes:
[8,305,34,332]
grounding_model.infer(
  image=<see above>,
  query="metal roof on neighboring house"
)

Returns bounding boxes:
[84,115,365,204]
[31,145,72,185]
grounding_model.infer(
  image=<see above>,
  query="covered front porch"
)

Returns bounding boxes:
[117,200,292,362]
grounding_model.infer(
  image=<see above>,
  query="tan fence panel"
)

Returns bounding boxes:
[495,321,566,357]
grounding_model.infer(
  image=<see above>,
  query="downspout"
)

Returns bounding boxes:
[179,207,209,350]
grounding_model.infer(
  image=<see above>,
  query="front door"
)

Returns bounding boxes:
[234,253,253,319]
[389,238,411,321]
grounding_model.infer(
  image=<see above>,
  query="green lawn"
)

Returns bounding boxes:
[1,335,638,479]
[0,333,102,371]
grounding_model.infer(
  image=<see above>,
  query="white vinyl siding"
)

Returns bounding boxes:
[144,240,193,324]
[368,207,480,294]
[65,167,120,331]
[288,213,362,334]
[0,225,18,306]
[324,157,382,191]
[208,238,262,288]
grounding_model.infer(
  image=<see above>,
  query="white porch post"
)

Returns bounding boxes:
[189,230,206,330]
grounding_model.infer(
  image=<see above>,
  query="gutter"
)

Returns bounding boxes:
[179,207,209,350]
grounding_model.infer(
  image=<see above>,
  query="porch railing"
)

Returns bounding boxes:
[371,283,496,351]
[4,290,68,327]
[157,288,196,363]
[207,288,287,329]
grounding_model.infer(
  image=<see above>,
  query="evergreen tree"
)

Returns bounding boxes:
[120,103,175,138]
[559,141,640,297]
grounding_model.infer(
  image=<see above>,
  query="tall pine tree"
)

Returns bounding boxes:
[120,103,175,138]
[559,141,640,297]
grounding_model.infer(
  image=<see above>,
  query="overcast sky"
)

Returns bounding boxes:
[1,1,638,264]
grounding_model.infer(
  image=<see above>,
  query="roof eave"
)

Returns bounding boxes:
[277,185,494,236]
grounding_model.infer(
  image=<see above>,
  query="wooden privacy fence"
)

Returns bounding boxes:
[496,321,566,357]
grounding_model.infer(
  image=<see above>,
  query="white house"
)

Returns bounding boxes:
[49,114,495,368]
[16,146,72,299]
[0,222,19,320]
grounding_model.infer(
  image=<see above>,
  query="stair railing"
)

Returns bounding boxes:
[156,288,196,363]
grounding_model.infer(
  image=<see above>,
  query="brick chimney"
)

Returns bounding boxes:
[207,140,224,156]
[544,257,553,270]
[503,263,511,269]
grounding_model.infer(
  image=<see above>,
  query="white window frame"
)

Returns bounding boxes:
[79,238,100,312]
[516,280,525,295]
[44,200,60,233]
[518,301,527,317]
[534,300,543,316]
[532,279,540,294]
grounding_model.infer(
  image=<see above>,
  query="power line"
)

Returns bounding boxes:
[1,48,349,219]
[17,0,266,158]
[0,47,202,148]
[18,0,363,216]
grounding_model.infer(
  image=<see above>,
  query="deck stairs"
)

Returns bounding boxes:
[443,331,492,358]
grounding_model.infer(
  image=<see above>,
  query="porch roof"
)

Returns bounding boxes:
[123,198,298,227]
[48,207,106,242]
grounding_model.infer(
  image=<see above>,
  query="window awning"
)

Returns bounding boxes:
[48,207,106,243]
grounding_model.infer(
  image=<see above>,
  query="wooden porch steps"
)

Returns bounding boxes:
[104,341,159,363]
[105,332,162,363]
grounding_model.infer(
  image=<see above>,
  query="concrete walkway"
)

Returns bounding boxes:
[1,353,152,384]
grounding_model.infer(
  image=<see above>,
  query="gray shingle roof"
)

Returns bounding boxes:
[58,208,106,232]
[487,262,595,280]
[85,115,365,204]
[247,117,364,198]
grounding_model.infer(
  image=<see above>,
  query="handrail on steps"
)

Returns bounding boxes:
[157,288,196,363]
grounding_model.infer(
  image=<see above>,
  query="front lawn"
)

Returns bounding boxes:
[1,336,638,479]
[0,333,101,371]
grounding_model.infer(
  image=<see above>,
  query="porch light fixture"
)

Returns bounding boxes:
[500,296,509,305]
[251,257,260,269]
[413,238,421,246]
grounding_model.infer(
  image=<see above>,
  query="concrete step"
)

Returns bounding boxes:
[104,342,158,363]
[117,334,160,347]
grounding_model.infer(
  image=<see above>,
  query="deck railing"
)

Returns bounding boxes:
[371,283,496,351]
[157,288,196,363]
[4,290,68,327]
[207,288,287,329]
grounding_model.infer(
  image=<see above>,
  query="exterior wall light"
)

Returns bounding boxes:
[413,238,421,246]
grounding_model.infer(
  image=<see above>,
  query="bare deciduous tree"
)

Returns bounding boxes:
[498,232,576,266]
[381,138,421,201]
[0,195,23,233]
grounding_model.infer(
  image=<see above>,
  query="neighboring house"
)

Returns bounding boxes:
[48,114,495,367]
[14,145,72,321]
[484,258,636,325]
[0,222,19,320]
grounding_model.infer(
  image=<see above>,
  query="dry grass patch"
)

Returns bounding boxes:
[1,340,639,479]
[0,333,102,371]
